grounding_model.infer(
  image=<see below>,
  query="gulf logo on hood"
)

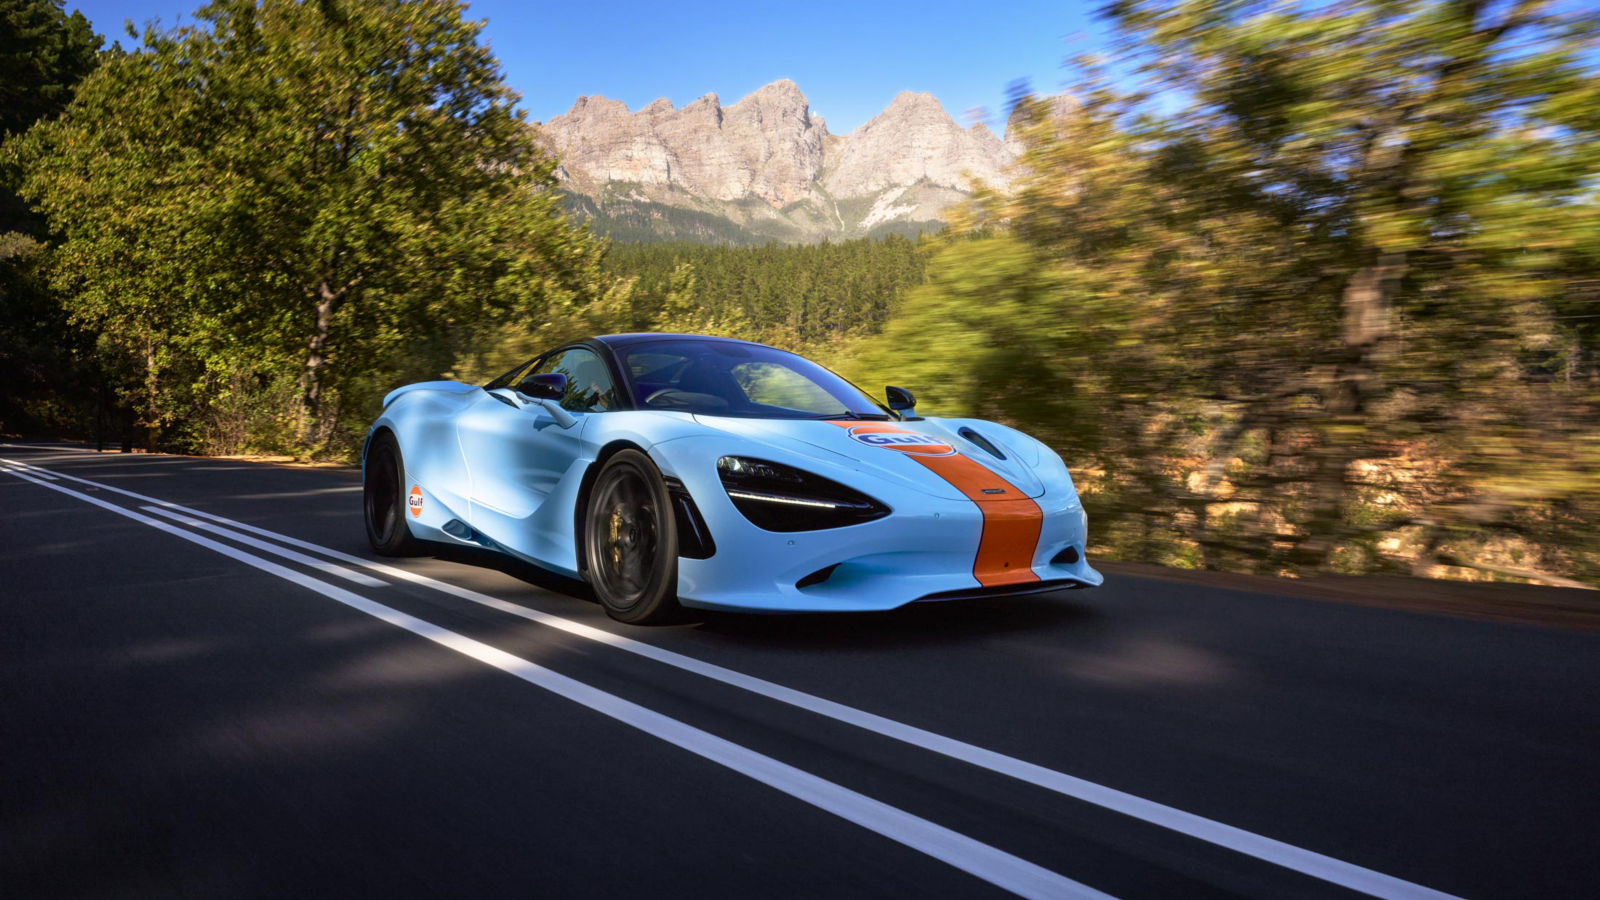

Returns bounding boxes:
[845,424,955,457]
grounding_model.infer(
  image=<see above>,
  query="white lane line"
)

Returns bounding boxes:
[139,505,385,588]
[0,457,1463,900]
[0,462,56,479]
[1,466,1109,900]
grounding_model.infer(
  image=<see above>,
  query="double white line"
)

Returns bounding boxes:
[1,455,1462,900]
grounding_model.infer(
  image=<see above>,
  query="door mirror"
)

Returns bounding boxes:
[885,385,916,412]
[517,372,567,401]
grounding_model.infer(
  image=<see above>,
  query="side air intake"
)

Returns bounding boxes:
[795,564,840,590]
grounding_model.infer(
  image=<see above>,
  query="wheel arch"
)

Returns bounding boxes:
[362,424,397,473]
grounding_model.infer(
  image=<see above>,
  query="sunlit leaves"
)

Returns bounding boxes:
[12,0,603,454]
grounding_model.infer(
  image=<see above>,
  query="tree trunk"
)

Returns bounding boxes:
[141,338,160,450]
[1300,250,1406,569]
[299,281,338,449]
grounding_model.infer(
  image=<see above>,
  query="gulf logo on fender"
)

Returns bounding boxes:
[408,485,424,518]
[833,422,1043,587]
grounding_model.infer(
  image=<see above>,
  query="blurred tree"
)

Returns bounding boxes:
[1100,0,1600,574]
[651,260,749,337]
[11,0,604,454]
[849,0,1600,580]
[831,97,1225,564]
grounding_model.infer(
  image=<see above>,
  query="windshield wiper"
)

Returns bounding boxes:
[816,411,893,421]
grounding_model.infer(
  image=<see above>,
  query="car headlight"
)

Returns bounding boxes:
[717,456,890,532]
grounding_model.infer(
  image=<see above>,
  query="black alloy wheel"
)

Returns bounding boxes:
[364,431,421,556]
[584,449,680,624]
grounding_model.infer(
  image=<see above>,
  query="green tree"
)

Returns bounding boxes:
[649,260,749,337]
[0,0,100,233]
[0,0,102,438]
[597,235,927,349]
[457,234,930,393]
[0,0,98,138]
[12,0,604,454]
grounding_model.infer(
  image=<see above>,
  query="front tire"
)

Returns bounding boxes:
[364,431,422,557]
[584,450,679,624]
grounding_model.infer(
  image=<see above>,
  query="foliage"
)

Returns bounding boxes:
[0,0,100,239]
[0,0,102,437]
[10,0,604,455]
[454,234,929,384]
[0,0,99,141]
[602,236,927,346]
[842,0,1600,581]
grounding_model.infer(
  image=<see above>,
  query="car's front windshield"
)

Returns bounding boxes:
[615,339,891,419]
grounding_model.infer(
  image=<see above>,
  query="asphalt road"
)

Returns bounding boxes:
[1,444,1595,899]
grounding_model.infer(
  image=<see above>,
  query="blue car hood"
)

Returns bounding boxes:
[689,415,1044,501]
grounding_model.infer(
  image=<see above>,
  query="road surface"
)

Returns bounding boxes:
[1,445,1595,899]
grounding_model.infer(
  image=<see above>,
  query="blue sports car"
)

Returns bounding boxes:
[362,334,1102,623]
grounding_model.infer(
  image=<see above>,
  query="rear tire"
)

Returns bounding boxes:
[364,431,422,557]
[584,450,680,624]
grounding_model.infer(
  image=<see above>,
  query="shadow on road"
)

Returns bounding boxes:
[689,593,1099,650]
[427,542,593,600]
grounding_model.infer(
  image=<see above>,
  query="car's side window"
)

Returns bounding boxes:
[534,348,619,413]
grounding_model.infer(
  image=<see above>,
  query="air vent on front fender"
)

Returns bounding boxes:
[664,476,715,559]
[958,427,1007,461]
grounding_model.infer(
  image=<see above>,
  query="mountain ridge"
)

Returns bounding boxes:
[536,79,1016,243]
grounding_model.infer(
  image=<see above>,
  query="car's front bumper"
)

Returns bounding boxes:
[668,465,1102,613]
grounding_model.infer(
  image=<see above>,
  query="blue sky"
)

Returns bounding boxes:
[67,0,1110,134]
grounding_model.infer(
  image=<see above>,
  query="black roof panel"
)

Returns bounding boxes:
[593,332,768,349]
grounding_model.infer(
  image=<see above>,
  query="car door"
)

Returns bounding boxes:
[455,347,621,551]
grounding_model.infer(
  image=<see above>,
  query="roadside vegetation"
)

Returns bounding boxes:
[2,0,1596,585]
[831,1,1600,585]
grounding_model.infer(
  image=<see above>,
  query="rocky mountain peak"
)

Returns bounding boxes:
[727,77,815,130]
[540,79,1024,242]
[879,90,943,116]
[563,94,629,118]
[823,89,1008,198]
[752,78,804,101]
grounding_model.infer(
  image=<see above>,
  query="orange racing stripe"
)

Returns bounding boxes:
[828,422,1042,587]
